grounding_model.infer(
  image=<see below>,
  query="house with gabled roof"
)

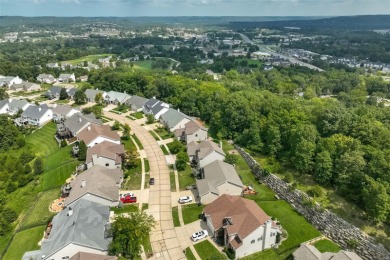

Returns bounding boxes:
[293,244,362,260]
[85,89,106,103]
[86,141,125,169]
[143,98,169,120]
[187,140,225,167]
[52,104,80,123]
[70,252,116,260]
[58,73,76,83]
[174,120,208,143]
[125,95,148,112]
[57,113,103,138]
[160,108,192,131]
[0,99,10,114]
[64,165,123,207]
[197,160,243,204]
[46,86,63,99]
[104,91,131,105]
[37,73,56,84]
[22,199,112,260]
[0,75,22,88]
[8,99,33,115]
[77,124,120,148]
[204,194,281,259]
[18,104,53,127]
[10,82,41,92]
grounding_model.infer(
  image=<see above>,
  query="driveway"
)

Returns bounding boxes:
[174,220,213,250]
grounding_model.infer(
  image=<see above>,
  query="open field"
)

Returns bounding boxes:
[63,53,113,65]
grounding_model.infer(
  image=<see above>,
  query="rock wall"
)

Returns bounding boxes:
[235,145,390,260]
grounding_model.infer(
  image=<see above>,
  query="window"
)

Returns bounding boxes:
[195,134,198,137]
[251,239,255,244]
[106,163,109,167]
[257,236,262,241]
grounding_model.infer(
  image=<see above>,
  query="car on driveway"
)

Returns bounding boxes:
[149,178,155,185]
[120,192,134,198]
[191,230,208,242]
[178,196,193,204]
[120,195,137,204]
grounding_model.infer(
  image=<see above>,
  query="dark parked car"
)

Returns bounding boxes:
[149,178,155,185]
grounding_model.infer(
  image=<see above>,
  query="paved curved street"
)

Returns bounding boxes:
[104,110,186,260]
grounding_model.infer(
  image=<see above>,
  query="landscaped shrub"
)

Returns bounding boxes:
[60,139,67,147]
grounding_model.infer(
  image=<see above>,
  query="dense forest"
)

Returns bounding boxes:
[89,67,390,224]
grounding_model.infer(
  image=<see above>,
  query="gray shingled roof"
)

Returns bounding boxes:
[63,113,103,135]
[186,140,225,159]
[85,89,104,101]
[47,86,63,96]
[0,99,9,109]
[144,98,160,109]
[105,91,131,104]
[160,108,191,129]
[126,95,147,110]
[197,160,243,197]
[21,104,50,120]
[9,99,30,110]
[52,104,74,116]
[64,165,123,206]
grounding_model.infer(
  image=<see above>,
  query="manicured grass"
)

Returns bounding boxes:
[242,248,290,260]
[154,127,174,140]
[132,134,144,150]
[55,99,70,104]
[313,239,341,253]
[25,122,58,156]
[178,164,195,191]
[39,161,79,191]
[63,53,112,66]
[182,204,205,225]
[170,171,177,192]
[193,240,226,260]
[142,233,153,257]
[101,116,113,123]
[172,206,180,227]
[126,115,136,120]
[185,247,197,260]
[3,225,46,260]
[44,145,73,170]
[160,145,169,155]
[133,60,153,70]
[142,203,149,211]
[19,189,59,229]
[149,130,160,141]
[109,109,122,115]
[124,161,142,190]
[112,105,128,113]
[131,111,144,119]
[144,173,150,189]
[144,159,150,172]
[122,138,137,152]
[111,204,139,214]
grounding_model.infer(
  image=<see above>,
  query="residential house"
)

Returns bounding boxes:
[197,160,243,204]
[174,120,208,143]
[0,99,10,114]
[67,88,78,100]
[85,89,106,103]
[46,86,64,99]
[79,75,88,82]
[104,91,131,105]
[70,252,116,260]
[18,104,53,127]
[204,194,281,259]
[7,99,32,115]
[0,76,23,88]
[160,108,192,132]
[86,141,125,169]
[187,140,225,167]
[10,82,41,92]
[77,124,120,148]
[64,165,123,207]
[125,95,148,112]
[22,199,112,260]
[52,104,80,123]
[46,62,59,68]
[58,73,76,83]
[57,113,103,138]
[293,244,362,260]
[37,74,56,84]
[143,98,169,120]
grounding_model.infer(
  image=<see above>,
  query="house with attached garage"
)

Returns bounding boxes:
[203,194,281,259]
[174,120,208,143]
[77,124,121,148]
[17,104,53,127]
[160,108,192,132]
[22,199,112,260]
[64,165,123,207]
[0,75,23,88]
[7,99,32,115]
[52,104,80,123]
[85,141,125,169]
[58,73,76,83]
[0,99,10,114]
[196,160,244,204]
[69,252,116,260]
[46,86,64,99]
[293,244,362,260]
[57,113,103,139]
[143,98,170,120]
[37,73,56,84]
[85,89,106,103]
[104,91,131,105]
[10,82,41,92]
[125,95,148,112]
[187,139,225,168]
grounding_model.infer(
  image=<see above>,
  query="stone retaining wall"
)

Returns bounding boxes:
[235,145,390,260]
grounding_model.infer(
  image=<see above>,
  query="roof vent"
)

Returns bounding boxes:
[38,107,41,112]
[78,117,82,123]
[67,207,73,217]
[87,126,91,131]
[81,179,86,188]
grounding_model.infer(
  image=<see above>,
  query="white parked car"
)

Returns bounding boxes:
[178,196,193,204]
[191,230,208,242]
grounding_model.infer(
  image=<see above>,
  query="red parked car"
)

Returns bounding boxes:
[120,195,137,204]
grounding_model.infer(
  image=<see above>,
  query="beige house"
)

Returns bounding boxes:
[86,141,125,169]
[197,160,243,204]
[174,120,208,143]
[293,244,362,260]
[187,140,225,167]
[77,124,120,148]
[204,194,281,259]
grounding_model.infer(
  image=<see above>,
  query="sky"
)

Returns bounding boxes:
[0,0,389,17]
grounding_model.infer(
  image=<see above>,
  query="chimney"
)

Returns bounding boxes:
[67,207,73,217]
[87,126,91,131]
[219,141,223,150]
[81,179,86,188]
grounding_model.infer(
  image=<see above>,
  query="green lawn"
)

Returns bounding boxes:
[242,248,291,260]
[122,138,137,152]
[63,53,112,66]
[154,127,173,140]
[170,171,177,192]
[193,240,226,260]
[44,145,73,170]
[178,164,195,191]
[144,159,150,172]
[172,206,180,227]
[109,109,122,115]
[124,161,143,190]
[182,204,205,225]
[132,134,144,150]
[111,204,139,214]
[185,247,197,260]
[149,130,160,141]
[125,115,136,121]
[131,111,144,119]
[142,233,153,257]
[313,239,341,253]
[142,203,149,211]
[160,145,169,155]
[3,225,46,260]
[39,160,79,191]
[19,189,59,229]
[25,122,58,156]
[133,60,153,70]
[55,99,69,104]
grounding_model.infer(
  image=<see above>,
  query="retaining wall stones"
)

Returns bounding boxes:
[235,145,390,260]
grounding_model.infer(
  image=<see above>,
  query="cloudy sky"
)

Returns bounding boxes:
[0,0,389,16]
